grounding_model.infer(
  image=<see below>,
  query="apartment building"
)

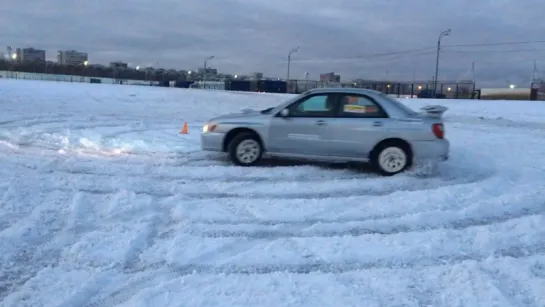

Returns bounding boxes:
[57,50,88,65]
[319,72,341,82]
[110,61,128,69]
[20,48,46,62]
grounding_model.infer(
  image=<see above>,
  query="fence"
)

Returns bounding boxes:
[287,80,477,99]
[2,69,479,99]
[0,70,158,86]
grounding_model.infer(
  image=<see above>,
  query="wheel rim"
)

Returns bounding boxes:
[378,147,407,173]
[236,139,260,163]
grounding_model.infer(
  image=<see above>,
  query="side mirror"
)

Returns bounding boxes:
[279,109,289,117]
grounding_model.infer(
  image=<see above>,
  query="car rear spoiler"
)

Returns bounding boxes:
[420,105,448,118]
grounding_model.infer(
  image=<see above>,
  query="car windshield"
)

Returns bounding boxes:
[260,107,274,114]
[260,94,301,114]
[379,94,418,115]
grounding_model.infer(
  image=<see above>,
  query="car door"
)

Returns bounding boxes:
[267,93,339,156]
[326,93,391,159]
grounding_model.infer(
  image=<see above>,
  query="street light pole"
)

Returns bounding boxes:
[203,55,214,89]
[287,47,299,81]
[433,29,451,98]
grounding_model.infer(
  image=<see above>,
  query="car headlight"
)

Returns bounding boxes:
[202,124,217,133]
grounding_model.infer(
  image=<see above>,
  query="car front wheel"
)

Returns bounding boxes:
[227,132,263,166]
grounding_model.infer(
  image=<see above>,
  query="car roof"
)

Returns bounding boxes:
[303,87,383,96]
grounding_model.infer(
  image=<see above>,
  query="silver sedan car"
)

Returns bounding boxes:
[201,88,449,176]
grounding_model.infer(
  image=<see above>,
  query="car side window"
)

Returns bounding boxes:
[338,94,388,118]
[288,94,337,117]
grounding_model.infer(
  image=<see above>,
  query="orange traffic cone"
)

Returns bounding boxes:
[179,122,188,134]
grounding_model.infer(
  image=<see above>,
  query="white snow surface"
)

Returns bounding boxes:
[1,79,545,307]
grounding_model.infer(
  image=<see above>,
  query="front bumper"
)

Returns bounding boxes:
[200,132,225,152]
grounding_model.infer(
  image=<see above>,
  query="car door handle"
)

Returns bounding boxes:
[372,121,383,127]
[315,120,327,126]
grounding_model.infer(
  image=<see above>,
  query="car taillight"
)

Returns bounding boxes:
[432,123,444,139]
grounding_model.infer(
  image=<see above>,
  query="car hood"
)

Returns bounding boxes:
[208,109,266,122]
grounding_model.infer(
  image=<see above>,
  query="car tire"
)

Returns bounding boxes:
[227,132,263,166]
[370,142,412,176]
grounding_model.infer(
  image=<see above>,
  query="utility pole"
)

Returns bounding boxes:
[471,61,475,87]
[203,55,214,89]
[433,29,451,98]
[412,58,418,83]
[287,47,299,81]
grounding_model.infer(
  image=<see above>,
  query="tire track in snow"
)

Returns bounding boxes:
[181,172,483,199]
[1,150,500,244]
[0,114,154,130]
[108,212,545,301]
[479,266,540,307]
[0,119,130,134]
[0,113,193,163]
[0,151,496,205]
[33,163,378,184]
[189,202,545,239]
[130,243,545,276]
[8,169,491,204]
[446,115,545,131]
[82,273,158,307]
[0,114,71,127]
[0,190,73,300]
[135,214,545,276]
[84,248,545,307]
[531,263,545,279]
[25,162,493,199]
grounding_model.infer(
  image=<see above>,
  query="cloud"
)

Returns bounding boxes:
[1,0,544,86]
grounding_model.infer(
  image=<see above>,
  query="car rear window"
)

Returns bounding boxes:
[379,94,418,115]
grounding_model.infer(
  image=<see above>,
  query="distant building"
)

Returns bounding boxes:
[110,61,128,69]
[320,72,340,82]
[228,74,247,80]
[197,67,218,75]
[251,72,263,80]
[15,48,21,61]
[531,79,545,94]
[57,50,88,66]
[6,46,13,60]
[455,80,476,94]
[15,47,46,62]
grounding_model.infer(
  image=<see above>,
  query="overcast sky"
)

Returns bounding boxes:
[1,0,544,87]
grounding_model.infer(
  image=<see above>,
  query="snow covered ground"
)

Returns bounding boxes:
[1,79,545,307]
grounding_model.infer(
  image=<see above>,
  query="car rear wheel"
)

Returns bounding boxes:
[227,132,263,166]
[371,143,411,176]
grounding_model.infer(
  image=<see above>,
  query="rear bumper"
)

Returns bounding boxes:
[412,139,450,162]
[200,132,225,152]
